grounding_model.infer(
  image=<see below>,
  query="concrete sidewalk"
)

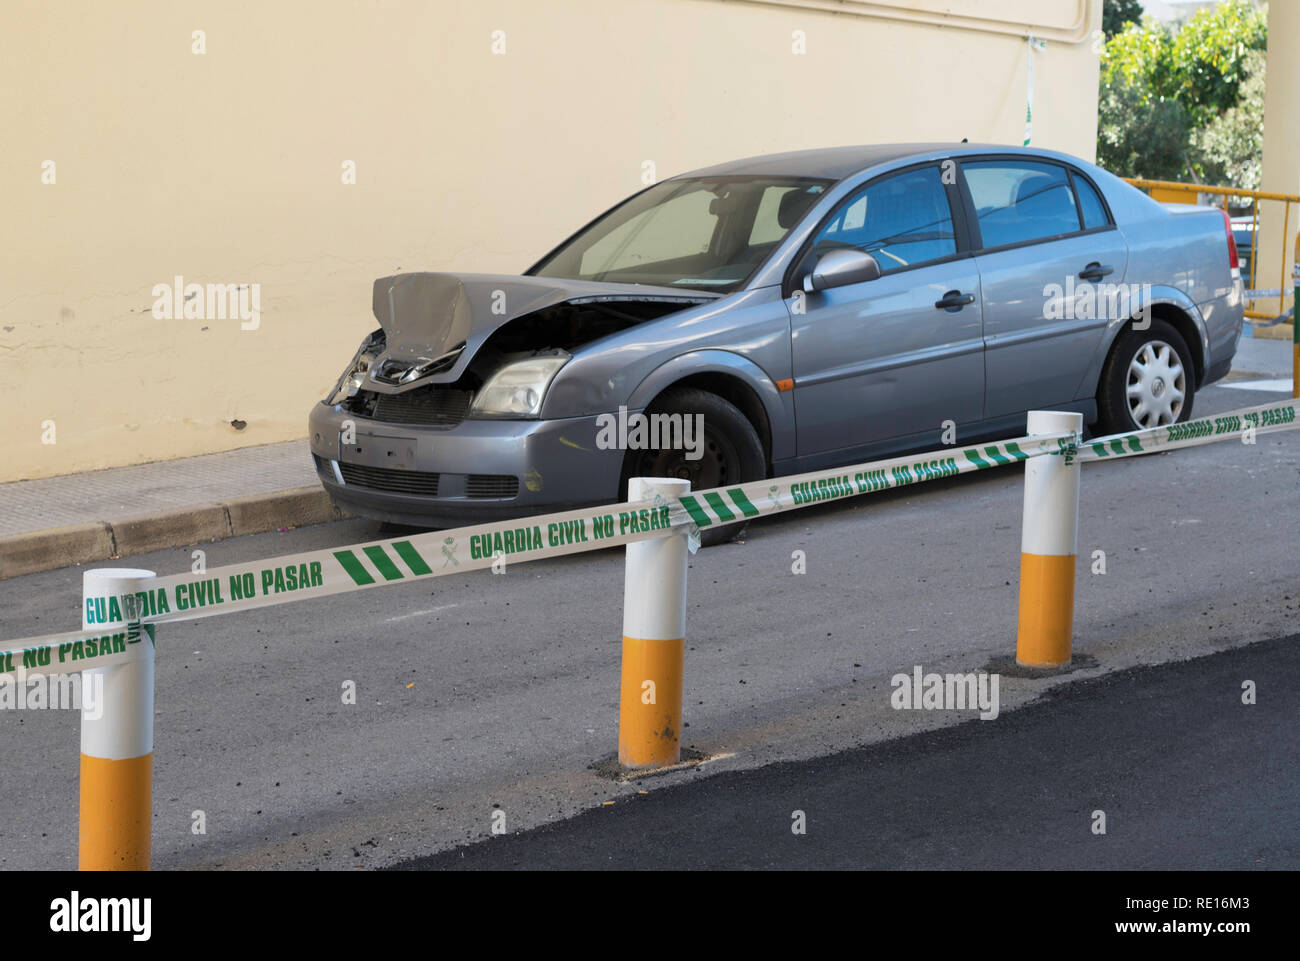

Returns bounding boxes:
[0,441,349,579]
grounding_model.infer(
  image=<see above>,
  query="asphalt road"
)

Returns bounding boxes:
[393,632,1300,870]
[1,379,1296,869]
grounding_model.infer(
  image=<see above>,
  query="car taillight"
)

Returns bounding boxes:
[1221,208,1240,273]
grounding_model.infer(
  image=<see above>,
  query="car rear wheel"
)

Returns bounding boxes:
[620,388,765,547]
[1096,319,1196,435]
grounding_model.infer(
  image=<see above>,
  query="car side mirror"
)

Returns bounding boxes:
[802,249,882,293]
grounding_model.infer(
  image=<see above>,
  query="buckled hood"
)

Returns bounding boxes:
[368,272,713,391]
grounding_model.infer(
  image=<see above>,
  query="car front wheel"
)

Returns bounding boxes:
[620,388,765,547]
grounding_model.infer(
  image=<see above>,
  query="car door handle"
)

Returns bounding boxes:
[1078,262,1114,282]
[934,290,975,310]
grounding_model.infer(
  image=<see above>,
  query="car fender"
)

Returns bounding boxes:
[1075,284,1210,400]
[626,350,795,463]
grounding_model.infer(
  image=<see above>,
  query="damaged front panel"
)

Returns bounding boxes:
[341,272,712,425]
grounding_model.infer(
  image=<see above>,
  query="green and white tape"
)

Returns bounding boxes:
[676,432,1067,529]
[0,430,1071,677]
[0,621,154,681]
[2,397,1297,680]
[1079,397,1298,462]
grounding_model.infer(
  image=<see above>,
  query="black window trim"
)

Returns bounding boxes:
[781,159,975,298]
[1066,167,1114,232]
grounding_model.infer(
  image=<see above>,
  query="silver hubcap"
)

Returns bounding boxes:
[1126,340,1185,428]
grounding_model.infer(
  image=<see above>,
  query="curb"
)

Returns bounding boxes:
[0,487,352,580]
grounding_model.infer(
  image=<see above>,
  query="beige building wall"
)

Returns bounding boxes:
[1256,0,1299,340]
[0,0,1101,483]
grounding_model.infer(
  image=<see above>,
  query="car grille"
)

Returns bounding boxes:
[465,474,519,499]
[338,463,440,496]
[372,387,473,426]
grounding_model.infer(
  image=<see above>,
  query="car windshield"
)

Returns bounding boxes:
[529,176,832,292]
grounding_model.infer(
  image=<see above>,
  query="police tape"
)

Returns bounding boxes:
[1078,396,1298,462]
[0,428,1073,677]
[3,397,1296,680]
[674,429,1067,528]
[0,622,154,682]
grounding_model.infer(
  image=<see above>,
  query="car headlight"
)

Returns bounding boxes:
[326,331,382,405]
[470,353,570,418]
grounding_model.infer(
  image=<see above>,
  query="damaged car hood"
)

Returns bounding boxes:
[367,272,716,392]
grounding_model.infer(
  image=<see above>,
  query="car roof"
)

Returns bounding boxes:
[676,143,1063,182]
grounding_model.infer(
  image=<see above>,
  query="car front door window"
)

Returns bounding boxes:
[810,166,957,273]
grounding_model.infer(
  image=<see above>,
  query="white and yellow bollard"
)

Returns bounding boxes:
[1016,411,1083,668]
[80,568,155,870]
[618,477,690,768]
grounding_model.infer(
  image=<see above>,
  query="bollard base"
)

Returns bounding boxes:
[591,746,715,782]
[617,635,685,769]
[986,652,1098,679]
[79,753,152,870]
[1015,552,1076,668]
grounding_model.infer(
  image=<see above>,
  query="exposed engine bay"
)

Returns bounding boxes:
[337,296,701,424]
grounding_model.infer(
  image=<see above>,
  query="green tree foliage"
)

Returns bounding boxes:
[1170,0,1268,126]
[1097,78,1191,181]
[1096,0,1268,187]
[1102,0,1144,39]
[1193,48,1266,189]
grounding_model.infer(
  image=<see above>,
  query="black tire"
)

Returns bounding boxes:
[619,388,765,547]
[1095,319,1197,435]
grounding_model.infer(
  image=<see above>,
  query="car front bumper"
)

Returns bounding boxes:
[307,402,626,528]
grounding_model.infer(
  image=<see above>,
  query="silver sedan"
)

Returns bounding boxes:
[310,143,1244,543]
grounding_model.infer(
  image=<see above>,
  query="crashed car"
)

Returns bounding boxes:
[310,143,1243,544]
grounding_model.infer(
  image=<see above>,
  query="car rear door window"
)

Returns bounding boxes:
[810,166,956,273]
[1073,174,1110,229]
[964,160,1081,249]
